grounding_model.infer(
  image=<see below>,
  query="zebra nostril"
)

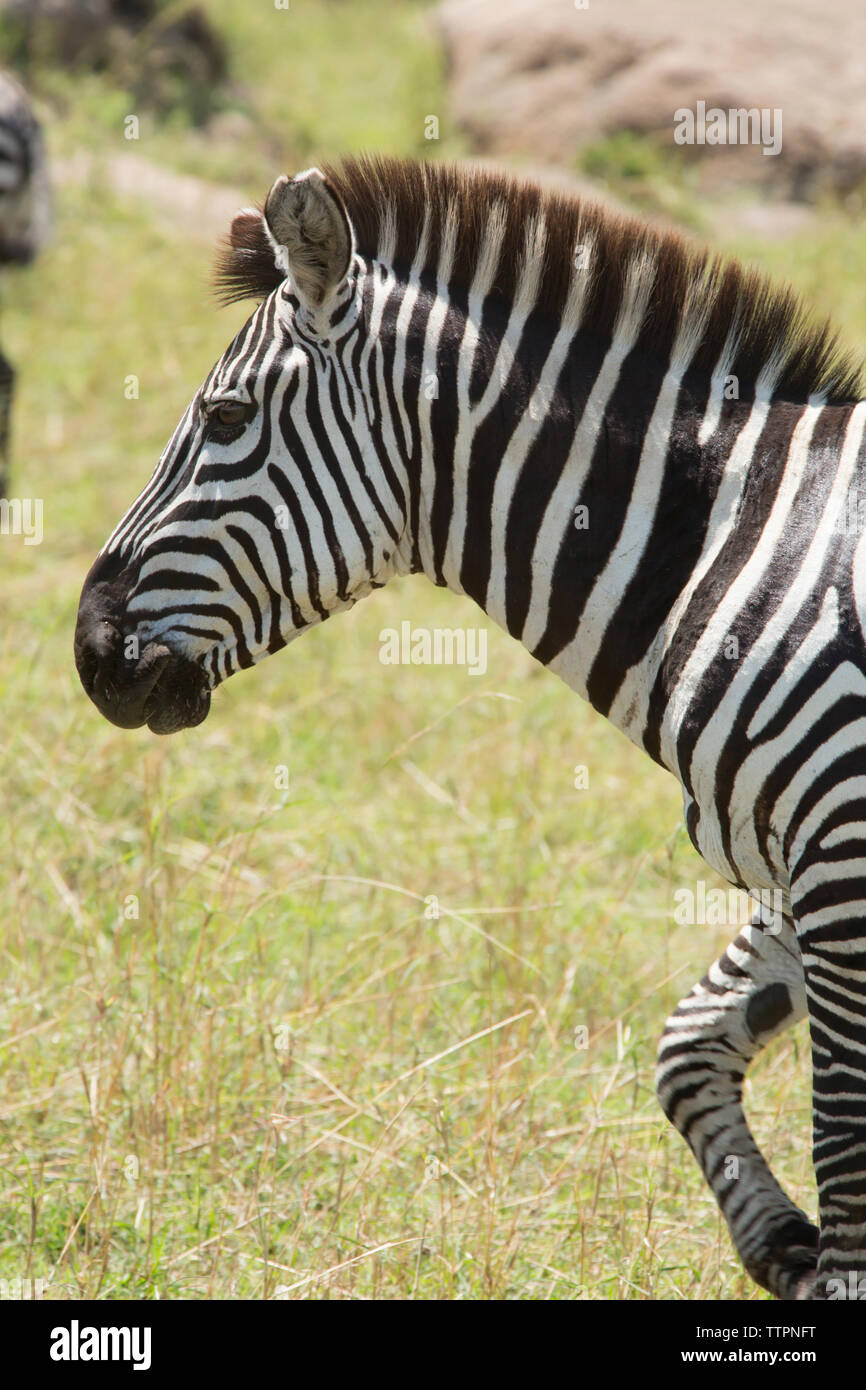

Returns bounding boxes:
[94,620,120,656]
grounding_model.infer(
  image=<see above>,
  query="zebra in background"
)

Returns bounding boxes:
[75,156,866,1300]
[0,69,49,498]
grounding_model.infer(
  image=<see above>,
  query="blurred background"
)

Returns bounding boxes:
[1,0,863,1301]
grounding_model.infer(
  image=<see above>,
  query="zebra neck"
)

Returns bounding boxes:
[403,299,843,764]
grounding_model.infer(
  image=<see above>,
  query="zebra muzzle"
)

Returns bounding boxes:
[74,618,211,735]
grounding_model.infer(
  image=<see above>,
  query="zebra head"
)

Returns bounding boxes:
[75,169,410,734]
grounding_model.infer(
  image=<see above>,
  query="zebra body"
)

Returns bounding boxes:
[75,158,866,1299]
[0,69,49,497]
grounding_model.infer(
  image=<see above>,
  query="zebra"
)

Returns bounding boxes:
[0,68,49,498]
[74,156,866,1301]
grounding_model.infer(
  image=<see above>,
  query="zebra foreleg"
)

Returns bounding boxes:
[0,344,13,500]
[656,911,817,1299]
[789,843,866,1302]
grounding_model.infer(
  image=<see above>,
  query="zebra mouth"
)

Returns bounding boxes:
[143,659,212,735]
[74,614,212,736]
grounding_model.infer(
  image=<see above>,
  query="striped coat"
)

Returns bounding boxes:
[75,157,866,1299]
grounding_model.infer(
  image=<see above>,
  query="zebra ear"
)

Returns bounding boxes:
[263,169,354,312]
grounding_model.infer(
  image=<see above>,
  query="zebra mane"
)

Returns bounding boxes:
[214,156,863,405]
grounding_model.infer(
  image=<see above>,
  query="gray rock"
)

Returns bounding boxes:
[437,0,866,200]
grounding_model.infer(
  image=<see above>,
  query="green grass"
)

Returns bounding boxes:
[26,0,464,197]
[3,8,865,1301]
[578,131,707,228]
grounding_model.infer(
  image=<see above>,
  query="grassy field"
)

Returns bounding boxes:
[1,1,865,1301]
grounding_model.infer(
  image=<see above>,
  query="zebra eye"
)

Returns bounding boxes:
[215,402,248,426]
[203,399,256,440]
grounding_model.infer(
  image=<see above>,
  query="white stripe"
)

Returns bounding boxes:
[556,304,704,694]
[685,400,823,796]
[747,587,839,741]
[520,255,655,657]
[655,389,779,772]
